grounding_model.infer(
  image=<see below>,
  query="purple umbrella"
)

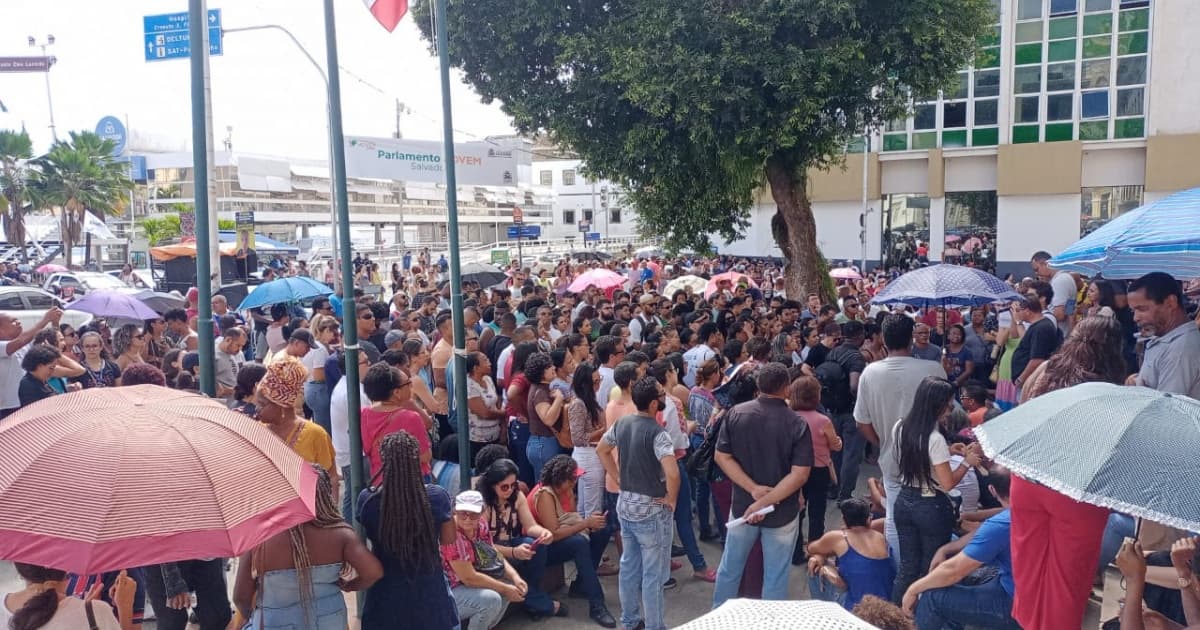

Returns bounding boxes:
[66,290,159,321]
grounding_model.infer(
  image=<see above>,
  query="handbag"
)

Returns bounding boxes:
[553,404,574,450]
[686,411,725,480]
[471,538,508,579]
[85,600,100,630]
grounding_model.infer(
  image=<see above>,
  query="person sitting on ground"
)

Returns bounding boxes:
[441,490,528,630]
[806,498,895,610]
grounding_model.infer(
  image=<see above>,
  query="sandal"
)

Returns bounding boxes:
[693,567,717,583]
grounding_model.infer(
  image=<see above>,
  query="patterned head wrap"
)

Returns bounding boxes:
[258,356,307,407]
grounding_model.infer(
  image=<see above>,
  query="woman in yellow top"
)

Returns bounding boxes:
[257,356,340,499]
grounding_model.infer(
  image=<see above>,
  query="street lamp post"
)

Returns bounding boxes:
[27,34,57,142]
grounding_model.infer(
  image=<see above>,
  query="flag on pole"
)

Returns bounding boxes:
[364,0,408,32]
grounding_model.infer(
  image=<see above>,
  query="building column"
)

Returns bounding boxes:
[300,224,310,239]
[374,223,383,246]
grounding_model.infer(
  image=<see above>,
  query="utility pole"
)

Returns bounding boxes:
[860,132,871,273]
[188,0,215,397]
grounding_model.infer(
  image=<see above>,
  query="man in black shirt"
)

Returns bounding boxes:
[18,345,61,408]
[827,321,868,501]
[1011,297,1061,396]
[712,362,813,608]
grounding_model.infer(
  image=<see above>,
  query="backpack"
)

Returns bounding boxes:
[486,333,512,381]
[814,357,851,414]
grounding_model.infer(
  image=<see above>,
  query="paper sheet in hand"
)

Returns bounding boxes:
[726,505,775,528]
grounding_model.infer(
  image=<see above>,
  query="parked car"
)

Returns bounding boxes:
[42,271,139,296]
[0,286,92,330]
[105,269,157,291]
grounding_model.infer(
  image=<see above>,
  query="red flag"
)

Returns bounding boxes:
[364,0,409,32]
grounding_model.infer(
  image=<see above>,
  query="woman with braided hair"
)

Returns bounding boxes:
[233,465,381,629]
[356,431,460,629]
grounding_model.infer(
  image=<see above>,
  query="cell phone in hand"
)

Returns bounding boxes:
[528,539,542,551]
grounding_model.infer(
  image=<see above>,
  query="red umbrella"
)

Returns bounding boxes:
[0,385,317,574]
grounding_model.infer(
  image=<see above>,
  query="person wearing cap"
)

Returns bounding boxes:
[383,329,406,351]
[285,328,316,360]
[257,356,339,495]
[628,293,659,348]
[527,454,617,627]
[442,490,528,630]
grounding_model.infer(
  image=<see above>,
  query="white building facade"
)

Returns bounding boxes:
[531,158,640,244]
[721,0,1199,279]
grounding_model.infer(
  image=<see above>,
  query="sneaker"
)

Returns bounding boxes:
[671,545,686,557]
[590,603,617,628]
[663,577,678,590]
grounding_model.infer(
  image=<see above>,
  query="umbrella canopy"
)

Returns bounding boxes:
[635,246,665,259]
[458,262,507,288]
[133,289,187,314]
[704,271,757,298]
[567,268,626,293]
[975,382,1200,533]
[238,276,333,310]
[571,250,613,262]
[0,385,317,574]
[65,290,160,320]
[962,236,984,254]
[664,275,708,296]
[869,264,1019,308]
[829,267,862,281]
[676,599,875,630]
[943,234,962,243]
[1051,186,1200,279]
[35,263,67,273]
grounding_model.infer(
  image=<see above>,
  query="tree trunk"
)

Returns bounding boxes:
[765,153,836,304]
[60,210,72,268]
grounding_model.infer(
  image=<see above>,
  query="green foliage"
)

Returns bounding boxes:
[0,129,35,260]
[218,218,235,230]
[412,0,991,291]
[139,215,181,245]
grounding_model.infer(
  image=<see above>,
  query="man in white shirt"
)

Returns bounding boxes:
[855,314,947,558]
[682,323,721,387]
[1031,251,1077,339]
[628,294,658,347]
[0,307,63,419]
[331,350,371,520]
[594,335,625,409]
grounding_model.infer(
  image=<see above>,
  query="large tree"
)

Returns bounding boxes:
[412,0,991,298]
[0,129,35,262]
[34,131,132,267]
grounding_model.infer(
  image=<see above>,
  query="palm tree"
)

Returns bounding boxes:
[33,131,132,267]
[0,129,35,262]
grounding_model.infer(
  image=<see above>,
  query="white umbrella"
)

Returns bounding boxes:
[664,274,708,295]
[676,600,876,630]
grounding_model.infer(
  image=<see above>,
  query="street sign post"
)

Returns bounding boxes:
[0,57,53,73]
[578,219,591,233]
[505,225,542,240]
[95,116,127,156]
[143,9,222,62]
[585,232,601,242]
[512,206,524,225]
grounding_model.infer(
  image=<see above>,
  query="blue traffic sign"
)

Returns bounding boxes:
[585,232,601,242]
[95,116,126,156]
[143,10,222,62]
[506,225,542,240]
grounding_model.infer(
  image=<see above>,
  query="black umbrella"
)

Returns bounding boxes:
[571,250,613,262]
[459,262,508,288]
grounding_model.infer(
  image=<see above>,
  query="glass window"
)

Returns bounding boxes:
[1018,0,1044,19]
[1081,185,1143,235]
[610,209,621,224]
[1117,56,1146,85]
[583,209,594,222]
[1081,59,1111,88]
[1083,13,1113,35]
[0,294,24,310]
[949,73,969,100]
[1015,66,1042,94]
[1047,93,1074,120]
[538,170,552,186]
[24,292,55,309]
[1117,87,1144,116]
[1081,90,1109,118]
[944,191,998,271]
[1016,21,1044,43]
[975,99,999,126]
[562,169,576,186]
[1048,16,1078,38]
[943,102,967,128]
[914,104,937,130]
[1050,0,1078,15]
[1016,95,1041,123]
[1046,62,1076,91]
[975,70,1000,97]
[881,194,931,271]
[1085,0,1111,10]
[1083,36,1112,58]
[563,209,575,225]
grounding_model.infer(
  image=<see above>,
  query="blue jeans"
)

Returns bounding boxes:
[690,435,718,537]
[1098,512,1136,573]
[618,507,674,630]
[506,535,554,615]
[673,459,707,571]
[915,572,1021,629]
[525,434,562,482]
[550,533,606,606]
[834,412,864,501]
[807,572,847,607]
[893,488,955,603]
[712,514,800,608]
[451,585,508,630]
[304,381,332,435]
[508,420,534,484]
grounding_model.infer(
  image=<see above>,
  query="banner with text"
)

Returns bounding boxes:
[345,136,519,187]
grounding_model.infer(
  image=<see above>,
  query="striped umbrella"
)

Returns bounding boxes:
[1051,186,1200,279]
[0,385,317,574]
[869,263,1019,308]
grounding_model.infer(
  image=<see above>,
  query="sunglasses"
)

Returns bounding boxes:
[496,481,516,491]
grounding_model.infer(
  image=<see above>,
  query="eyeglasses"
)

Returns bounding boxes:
[135,334,145,339]
[496,482,516,491]
[455,511,482,520]
[359,314,375,320]
[397,380,412,388]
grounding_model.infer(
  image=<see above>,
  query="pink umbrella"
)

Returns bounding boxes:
[36,263,67,273]
[962,236,983,254]
[567,268,626,293]
[944,234,962,243]
[704,271,758,298]
[0,385,318,574]
[830,268,863,281]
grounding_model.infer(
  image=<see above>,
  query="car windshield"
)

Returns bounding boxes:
[80,274,128,290]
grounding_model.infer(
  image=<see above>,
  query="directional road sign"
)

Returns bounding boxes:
[0,57,53,73]
[506,225,542,240]
[143,9,222,62]
[585,232,601,242]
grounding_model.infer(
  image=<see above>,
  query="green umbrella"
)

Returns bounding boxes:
[975,382,1200,533]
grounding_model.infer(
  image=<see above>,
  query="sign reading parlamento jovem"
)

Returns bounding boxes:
[345,136,519,187]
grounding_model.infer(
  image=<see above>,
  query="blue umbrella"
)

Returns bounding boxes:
[869,264,1020,308]
[66,290,160,321]
[237,276,333,311]
[1051,186,1200,279]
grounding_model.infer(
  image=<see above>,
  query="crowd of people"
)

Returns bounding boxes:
[1,245,1197,630]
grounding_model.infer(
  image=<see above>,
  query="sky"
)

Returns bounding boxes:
[0,0,517,159]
